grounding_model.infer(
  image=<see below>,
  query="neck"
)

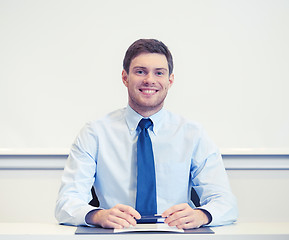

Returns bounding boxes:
[128,103,163,118]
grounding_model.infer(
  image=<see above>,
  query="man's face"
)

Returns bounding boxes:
[122,53,174,117]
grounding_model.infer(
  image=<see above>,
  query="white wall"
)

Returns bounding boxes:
[0,170,62,223]
[1,0,289,153]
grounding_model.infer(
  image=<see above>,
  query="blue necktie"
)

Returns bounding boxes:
[135,118,157,216]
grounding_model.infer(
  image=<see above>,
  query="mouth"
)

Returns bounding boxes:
[139,88,158,95]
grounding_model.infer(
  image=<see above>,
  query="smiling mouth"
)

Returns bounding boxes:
[139,89,158,94]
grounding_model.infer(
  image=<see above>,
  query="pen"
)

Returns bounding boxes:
[137,214,166,223]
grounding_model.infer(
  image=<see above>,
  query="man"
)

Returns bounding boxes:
[55,39,238,229]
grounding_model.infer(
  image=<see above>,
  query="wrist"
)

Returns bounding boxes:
[85,209,103,226]
[196,208,212,226]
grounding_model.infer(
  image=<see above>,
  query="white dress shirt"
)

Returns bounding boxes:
[55,105,238,226]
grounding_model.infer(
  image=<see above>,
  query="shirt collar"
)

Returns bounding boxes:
[125,105,165,135]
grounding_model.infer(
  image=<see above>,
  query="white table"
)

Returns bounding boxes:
[0,222,288,240]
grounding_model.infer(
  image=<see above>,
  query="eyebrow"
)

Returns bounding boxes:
[132,66,168,72]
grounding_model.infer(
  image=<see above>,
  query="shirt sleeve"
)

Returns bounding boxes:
[55,122,100,226]
[190,127,238,226]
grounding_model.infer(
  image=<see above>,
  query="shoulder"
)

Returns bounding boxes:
[164,109,204,133]
[88,108,126,126]
[164,111,221,160]
[162,110,219,156]
[79,108,126,136]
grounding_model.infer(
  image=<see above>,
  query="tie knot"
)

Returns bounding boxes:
[138,118,153,130]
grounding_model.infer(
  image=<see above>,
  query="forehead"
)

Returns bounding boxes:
[130,53,169,70]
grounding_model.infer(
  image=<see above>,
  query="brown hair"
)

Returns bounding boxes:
[123,39,173,75]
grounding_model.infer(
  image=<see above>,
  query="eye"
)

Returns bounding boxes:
[134,69,146,75]
[155,71,164,76]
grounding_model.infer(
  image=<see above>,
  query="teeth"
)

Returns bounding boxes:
[142,90,156,93]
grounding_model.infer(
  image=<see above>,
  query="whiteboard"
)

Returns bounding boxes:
[0,0,289,154]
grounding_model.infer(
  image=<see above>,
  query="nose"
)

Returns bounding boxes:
[143,72,155,85]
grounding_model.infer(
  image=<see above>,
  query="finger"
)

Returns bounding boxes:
[106,214,132,228]
[176,219,202,230]
[162,203,188,218]
[165,210,191,226]
[111,205,140,226]
[163,205,191,224]
[116,211,138,226]
[94,210,128,229]
[101,219,124,229]
[169,210,208,229]
[167,215,192,227]
[115,204,141,220]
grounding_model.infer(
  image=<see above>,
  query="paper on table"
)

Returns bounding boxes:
[114,223,184,233]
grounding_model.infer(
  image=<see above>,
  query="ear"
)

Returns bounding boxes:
[122,70,129,87]
[168,73,174,88]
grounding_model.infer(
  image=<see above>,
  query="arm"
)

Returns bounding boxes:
[163,128,238,228]
[55,123,100,226]
[190,153,238,226]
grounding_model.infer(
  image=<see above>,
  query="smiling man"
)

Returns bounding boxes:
[122,52,174,117]
[55,39,238,229]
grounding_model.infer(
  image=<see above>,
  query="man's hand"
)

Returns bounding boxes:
[85,204,141,229]
[162,203,209,229]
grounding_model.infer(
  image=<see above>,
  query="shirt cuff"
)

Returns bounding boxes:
[72,205,101,226]
[84,208,104,227]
